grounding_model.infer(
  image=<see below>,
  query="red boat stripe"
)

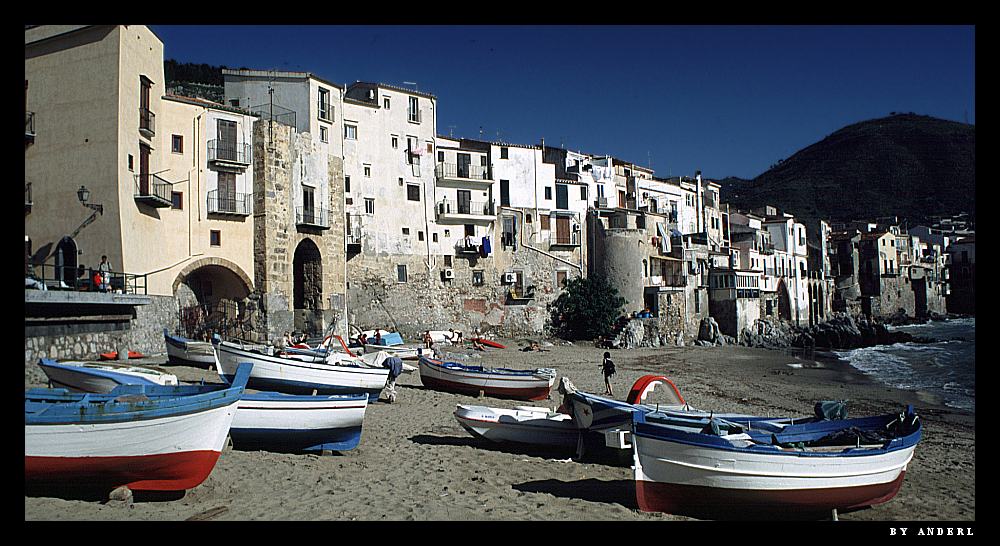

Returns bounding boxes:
[25,450,222,492]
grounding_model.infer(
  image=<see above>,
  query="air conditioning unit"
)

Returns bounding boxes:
[443,268,455,279]
[503,272,517,283]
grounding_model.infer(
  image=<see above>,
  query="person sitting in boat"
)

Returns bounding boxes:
[472,339,486,351]
[357,332,368,346]
[373,330,382,345]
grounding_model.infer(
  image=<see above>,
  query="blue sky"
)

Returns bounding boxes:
[150,25,975,180]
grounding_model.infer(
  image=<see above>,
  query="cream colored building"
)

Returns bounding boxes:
[25,25,257,315]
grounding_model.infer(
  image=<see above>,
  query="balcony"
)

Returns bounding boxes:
[139,107,155,138]
[26,111,35,142]
[346,214,363,248]
[434,162,493,190]
[646,274,687,288]
[134,173,172,208]
[296,206,331,230]
[436,199,495,225]
[548,231,581,249]
[759,243,775,255]
[207,190,252,216]
[208,140,251,170]
[25,182,32,214]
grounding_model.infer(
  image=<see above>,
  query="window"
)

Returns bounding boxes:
[210,230,221,246]
[364,165,371,177]
[433,233,439,243]
[444,255,452,267]
[444,229,450,237]
[397,264,408,283]
[472,270,484,286]
[426,142,433,153]
[402,227,410,235]
[171,134,183,153]
[345,175,351,193]
[464,224,475,237]
[365,198,375,214]
[383,96,390,109]
[344,124,357,140]
[580,186,587,200]
[481,155,488,167]
[139,76,153,134]
[320,126,328,143]
[500,147,508,159]
[556,271,568,288]
[318,88,332,121]
[171,192,183,210]
[544,187,552,200]
[438,151,445,162]
[418,231,424,241]
[407,136,420,165]
[526,214,532,223]
[128,154,134,171]
[229,99,240,107]
[540,214,550,230]
[391,135,398,149]
[408,96,420,123]
[500,180,510,206]
[407,184,420,201]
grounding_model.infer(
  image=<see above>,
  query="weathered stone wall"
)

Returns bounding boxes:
[25,296,179,380]
[599,230,646,316]
[875,275,916,319]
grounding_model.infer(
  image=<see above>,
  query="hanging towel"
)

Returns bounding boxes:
[481,236,492,256]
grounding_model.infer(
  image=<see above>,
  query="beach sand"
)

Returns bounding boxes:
[24,342,974,521]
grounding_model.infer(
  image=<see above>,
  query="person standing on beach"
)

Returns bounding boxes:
[601,351,616,396]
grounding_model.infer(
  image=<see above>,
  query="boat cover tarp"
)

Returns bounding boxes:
[814,400,848,421]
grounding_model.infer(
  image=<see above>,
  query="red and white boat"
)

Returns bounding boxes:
[24,363,252,493]
[418,356,556,401]
[454,404,578,448]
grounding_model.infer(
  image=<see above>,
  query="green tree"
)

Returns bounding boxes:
[547,275,625,341]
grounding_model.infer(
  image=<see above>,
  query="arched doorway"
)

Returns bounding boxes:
[54,236,78,287]
[173,259,254,341]
[776,278,792,321]
[293,238,323,335]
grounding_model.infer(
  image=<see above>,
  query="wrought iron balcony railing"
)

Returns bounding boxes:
[139,107,155,136]
[25,182,32,213]
[208,140,251,166]
[437,199,495,217]
[548,231,581,247]
[26,111,35,139]
[435,162,492,181]
[296,206,331,229]
[317,100,333,122]
[207,190,252,216]
[134,172,172,207]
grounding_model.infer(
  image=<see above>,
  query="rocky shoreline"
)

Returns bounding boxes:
[612,312,970,352]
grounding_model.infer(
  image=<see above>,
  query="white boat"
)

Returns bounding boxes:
[230,391,369,452]
[419,356,556,401]
[25,363,251,492]
[360,350,417,374]
[164,329,216,365]
[214,339,389,401]
[36,359,178,393]
[454,404,579,448]
[631,405,922,518]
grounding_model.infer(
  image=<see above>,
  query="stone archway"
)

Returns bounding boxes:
[293,238,323,334]
[776,278,793,321]
[54,236,78,285]
[172,258,255,339]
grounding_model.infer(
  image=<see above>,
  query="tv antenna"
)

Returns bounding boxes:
[448,125,457,138]
[402,81,419,92]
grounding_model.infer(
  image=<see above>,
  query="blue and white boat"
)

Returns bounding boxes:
[37,358,178,393]
[25,363,251,493]
[164,329,217,365]
[214,338,389,401]
[229,391,368,452]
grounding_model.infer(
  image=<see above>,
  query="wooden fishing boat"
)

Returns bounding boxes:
[454,404,578,448]
[631,405,922,518]
[36,359,178,393]
[418,356,556,401]
[214,338,389,401]
[164,329,216,365]
[469,337,505,349]
[229,391,369,453]
[24,363,252,493]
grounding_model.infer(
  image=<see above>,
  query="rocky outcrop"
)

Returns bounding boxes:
[738,312,919,350]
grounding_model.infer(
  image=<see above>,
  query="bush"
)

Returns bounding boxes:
[547,275,625,341]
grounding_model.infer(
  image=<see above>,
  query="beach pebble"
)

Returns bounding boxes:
[107,485,133,506]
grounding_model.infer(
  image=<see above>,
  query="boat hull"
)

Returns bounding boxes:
[25,399,238,491]
[165,332,217,365]
[419,358,554,401]
[229,393,368,452]
[454,405,578,448]
[37,360,177,393]
[631,419,918,517]
[215,341,388,401]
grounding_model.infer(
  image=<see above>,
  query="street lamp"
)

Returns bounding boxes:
[77,185,103,215]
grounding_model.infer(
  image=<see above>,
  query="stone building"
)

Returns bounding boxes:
[946,236,975,314]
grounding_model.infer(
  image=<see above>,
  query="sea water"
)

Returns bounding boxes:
[833,317,975,412]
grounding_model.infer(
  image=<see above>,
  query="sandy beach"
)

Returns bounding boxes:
[24,341,974,522]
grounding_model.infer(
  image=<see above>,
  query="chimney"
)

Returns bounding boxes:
[695,170,703,233]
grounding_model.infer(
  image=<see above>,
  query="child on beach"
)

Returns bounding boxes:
[601,351,616,396]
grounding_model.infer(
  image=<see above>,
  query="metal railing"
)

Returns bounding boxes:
[25,182,32,209]
[250,103,297,128]
[408,108,422,123]
[26,262,147,294]
[437,199,495,216]
[646,274,686,287]
[208,140,251,165]
[26,111,35,137]
[317,100,333,122]
[139,107,155,135]
[548,231,581,246]
[435,162,492,181]
[296,206,331,228]
[207,190,252,215]
[134,172,172,205]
